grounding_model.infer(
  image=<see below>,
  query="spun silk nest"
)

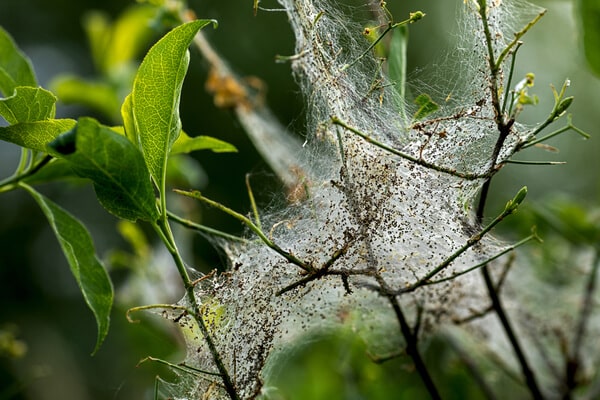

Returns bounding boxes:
[160,0,588,398]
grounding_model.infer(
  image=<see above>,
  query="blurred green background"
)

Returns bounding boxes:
[0,0,598,398]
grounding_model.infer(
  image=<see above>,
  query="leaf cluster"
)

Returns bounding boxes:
[0,15,232,355]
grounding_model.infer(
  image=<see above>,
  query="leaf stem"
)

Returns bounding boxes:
[0,154,53,193]
[167,210,248,243]
[152,216,239,400]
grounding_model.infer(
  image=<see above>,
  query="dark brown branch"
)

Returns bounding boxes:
[386,293,442,400]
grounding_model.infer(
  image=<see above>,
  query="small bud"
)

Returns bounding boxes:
[409,11,426,22]
[513,186,528,206]
[555,96,574,117]
[504,186,527,213]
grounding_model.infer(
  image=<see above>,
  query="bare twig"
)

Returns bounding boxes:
[564,251,600,397]
[174,189,315,273]
[331,116,489,180]
[475,2,546,398]
[445,334,498,400]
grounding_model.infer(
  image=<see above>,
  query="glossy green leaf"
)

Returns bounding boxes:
[388,25,408,108]
[534,198,600,247]
[413,93,439,121]
[49,117,159,222]
[103,5,158,72]
[171,131,237,155]
[51,76,121,121]
[130,20,213,192]
[0,119,76,152]
[82,11,112,72]
[22,184,113,355]
[0,86,56,124]
[0,27,36,97]
[579,0,600,77]
[121,93,138,145]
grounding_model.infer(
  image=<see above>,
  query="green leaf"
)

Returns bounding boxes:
[0,119,76,152]
[130,20,213,193]
[388,25,408,109]
[413,93,439,121]
[103,5,159,72]
[0,27,36,97]
[534,198,600,247]
[171,131,237,155]
[82,11,112,73]
[49,117,159,222]
[578,0,600,77]
[51,76,121,121]
[121,93,138,145]
[0,86,56,124]
[22,184,113,354]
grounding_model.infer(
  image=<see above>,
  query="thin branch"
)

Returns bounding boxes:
[276,242,352,295]
[564,251,600,396]
[422,233,538,286]
[445,334,499,400]
[126,304,189,324]
[152,214,239,400]
[386,293,442,400]
[0,154,53,193]
[392,187,527,295]
[174,189,314,273]
[494,10,546,71]
[167,210,248,243]
[505,160,566,165]
[179,9,305,190]
[475,3,547,397]
[482,265,545,399]
[138,356,222,378]
[331,116,488,180]
[501,42,524,116]
[246,174,262,231]
[520,115,590,150]
[477,0,502,119]
[340,12,425,72]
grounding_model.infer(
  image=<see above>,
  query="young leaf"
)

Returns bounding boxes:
[0,119,76,152]
[51,76,121,122]
[0,27,36,96]
[0,86,57,124]
[413,93,439,120]
[21,184,114,355]
[388,25,408,110]
[49,117,159,222]
[130,20,214,193]
[171,131,237,155]
[121,93,138,145]
[578,0,600,77]
[100,4,158,73]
